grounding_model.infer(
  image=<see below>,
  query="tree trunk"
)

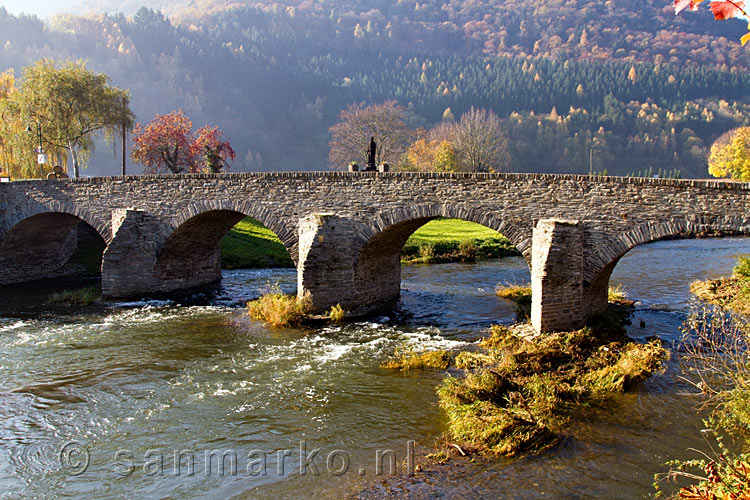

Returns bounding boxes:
[70,142,80,178]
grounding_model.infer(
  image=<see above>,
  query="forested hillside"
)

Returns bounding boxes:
[1,0,749,176]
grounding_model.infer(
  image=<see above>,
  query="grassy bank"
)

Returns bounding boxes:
[220,217,294,269]
[382,287,666,458]
[690,255,750,315]
[401,218,520,264]
[221,217,519,270]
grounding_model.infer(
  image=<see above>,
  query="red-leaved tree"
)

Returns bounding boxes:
[192,125,236,173]
[131,110,235,174]
[674,0,750,45]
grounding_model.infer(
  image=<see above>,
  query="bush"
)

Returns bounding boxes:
[735,255,750,280]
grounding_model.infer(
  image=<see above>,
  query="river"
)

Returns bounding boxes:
[0,237,748,499]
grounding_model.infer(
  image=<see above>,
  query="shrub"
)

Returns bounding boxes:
[458,238,477,261]
[735,255,750,280]
[655,308,750,498]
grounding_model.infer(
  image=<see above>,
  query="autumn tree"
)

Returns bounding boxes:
[193,126,236,173]
[131,110,235,174]
[708,127,750,180]
[7,59,133,178]
[403,138,458,172]
[328,100,413,170]
[132,110,195,173]
[433,108,510,172]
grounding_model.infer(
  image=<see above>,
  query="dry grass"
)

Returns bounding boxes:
[247,286,312,328]
[496,283,533,321]
[436,315,667,457]
[690,277,750,316]
[607,283,628,304]
[381,348,452,371]
[496,283,532,301]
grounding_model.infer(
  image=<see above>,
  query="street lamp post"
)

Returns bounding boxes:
[26,120,46,179]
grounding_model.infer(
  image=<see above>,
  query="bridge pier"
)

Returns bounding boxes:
[531,219,588,333]
[102,209,164,298]
[297,214,360,313]
[297,213,404,316]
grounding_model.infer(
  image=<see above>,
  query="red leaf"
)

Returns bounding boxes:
[710,0,746,19]
[674,0,703,13]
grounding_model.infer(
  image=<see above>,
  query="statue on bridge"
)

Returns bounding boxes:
[366,137,377,171]
[348,137,389,172]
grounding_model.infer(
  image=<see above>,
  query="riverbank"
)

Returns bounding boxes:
[690,256,750,315]
[400,219,520,264]
[220,217,295,268]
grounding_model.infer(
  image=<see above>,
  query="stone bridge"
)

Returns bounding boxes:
[1,172,749,333]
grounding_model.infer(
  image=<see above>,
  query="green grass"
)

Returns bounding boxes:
[402,219,520,263]
[407,218,502,244]
[47,285,101,306]
[221,217,518,270]
[220,217,294,269]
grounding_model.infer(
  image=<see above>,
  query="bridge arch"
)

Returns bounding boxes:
[151,201,296,293]
[0,206,108,285]
[583,216,750,314]
[349,204,529,312]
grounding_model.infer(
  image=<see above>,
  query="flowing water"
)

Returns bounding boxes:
[1,238,749,499]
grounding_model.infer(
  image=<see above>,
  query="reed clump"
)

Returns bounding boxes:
[247,286,312,328]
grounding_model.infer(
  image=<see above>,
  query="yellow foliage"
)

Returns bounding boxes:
[406,138,457,172]
[708,127,750,180]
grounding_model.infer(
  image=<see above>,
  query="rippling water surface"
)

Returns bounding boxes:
[1,238,749,499]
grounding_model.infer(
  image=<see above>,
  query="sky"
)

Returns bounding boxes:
[1,1,80,18]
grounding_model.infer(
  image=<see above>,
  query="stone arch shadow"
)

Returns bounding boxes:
[0,203,109,285]
[583,216,750,314]
[149,200,297,293]
[347,203,530,313]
